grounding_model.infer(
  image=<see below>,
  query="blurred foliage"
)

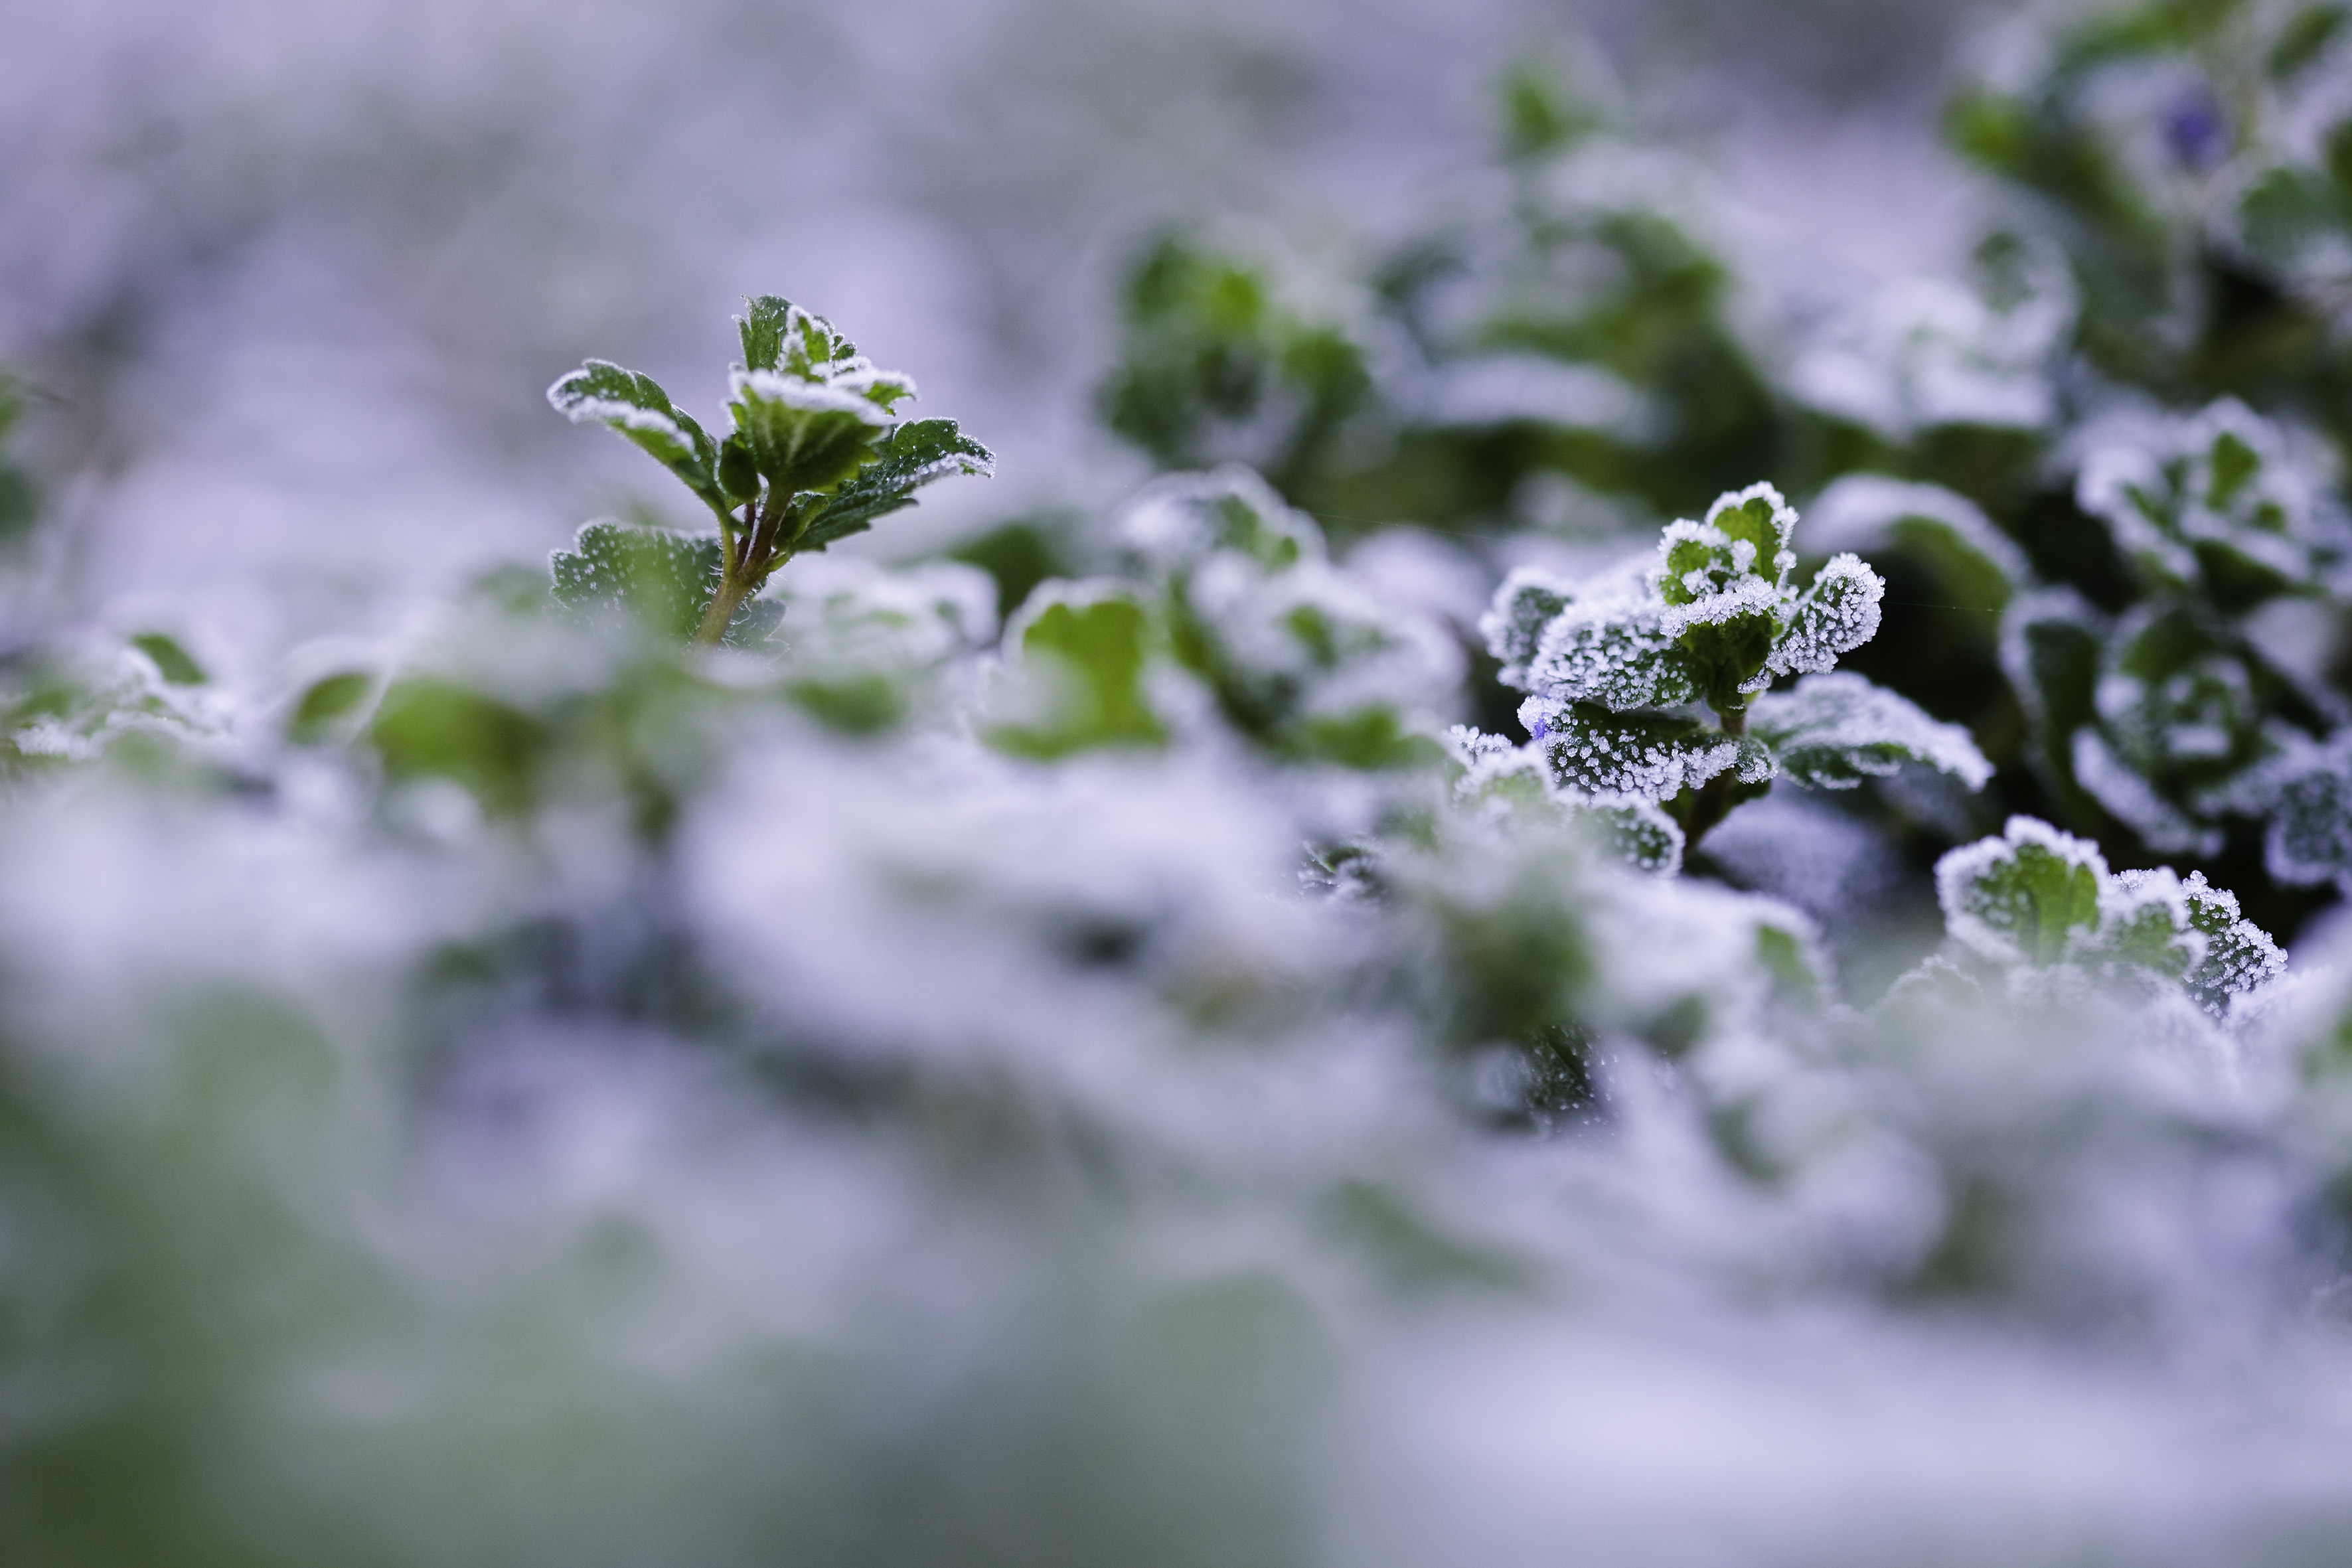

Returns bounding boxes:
[1099,16,2352,937]
[19,16,2352,1565]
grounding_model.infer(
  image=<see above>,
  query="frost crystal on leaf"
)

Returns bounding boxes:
[2077,399,2349,600]
[1481,480,1950,846]
[1116,465,1323,577]
[1749,672,1991,790]
[1481,566,1578,688]
[1526,697,1757,800]
[1525,596,1692,710]
[1930,816,2283,1018]
[1935,815,2109,967]
[2258,731,2352,890]
[1766,555,1885,678]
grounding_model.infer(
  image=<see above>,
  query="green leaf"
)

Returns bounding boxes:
[790,419,994,556]
[1934,815,2106,967]
[986,589,1168,759]
[368,678,550,819]
[726,369,894,497]
[736,295,795,373]
[2001,589,2107,808]
[717,436,760,505]
[2269,4,2348,77]
[1766,555,1885,678]
[1482,566,1576,689]
[550,520,723,641]
[286,671,376,745]
[1749,672,1992,790]
[546,360,730,520]
[129,633,206,686]
[1528,698,1757,800]
[2177,871,2286,1013]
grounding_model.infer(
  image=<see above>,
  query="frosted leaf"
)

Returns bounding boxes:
[2067,604,2273,848]
[1177,551,1461,766]
[722,302,921,498]
[1877,953,1987,1021]
[1116,465,1324,576]
[546,359,728,518]
[1806,475,2031,612]
[1700,483,1800,589]
[794,420,995,555]
[1482,565,1579,688]
[2077,398,2351,600]
[1934,815,2107,967]
[1748,672,1992,790]
[3,637,230,769]
[1786,273,2067,438]
[2175,869,2286,1014]
[2071,727,2222,856]
[1656,483,1797,607]
[2096,867,2205,980]
[1526,696,1756,800]
[773,556,998,672]
[1577,795,1686,875]
[986,584,1169,759]
[1658,566,1782,710]
[2000,588,2106,732]
[1525,597,1693,710]
[1444,728,1686,873]
[1766,555,1885,678]
[2260,731,2352,889]
[549,519,730,643]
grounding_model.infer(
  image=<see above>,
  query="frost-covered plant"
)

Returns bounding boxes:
[1466,482,1990,857]
[1910,815,2284,1020]
[988,467,1461,769]
[1096,62,1781,532]
[1,632,228,778]
[27,268,2352,1563]
[548,296,992,643]
[1948,0,2352,415]
[2005,399,2352,879]
[1097,234,1374,501]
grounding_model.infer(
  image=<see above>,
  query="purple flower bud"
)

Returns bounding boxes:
[2165,90,2226,171]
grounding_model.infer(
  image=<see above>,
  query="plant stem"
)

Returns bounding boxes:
[694,572,754,644]
[1678,705,1747,853]
[694,490,783,646]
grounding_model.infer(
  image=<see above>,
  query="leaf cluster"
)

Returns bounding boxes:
[548,297,991,643]
[1464,483,1988,856]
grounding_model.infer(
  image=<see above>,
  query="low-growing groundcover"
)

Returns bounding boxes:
[21,10,2352,1565]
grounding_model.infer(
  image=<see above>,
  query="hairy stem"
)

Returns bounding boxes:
[694,573,755,645]
[694,491,779,646]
